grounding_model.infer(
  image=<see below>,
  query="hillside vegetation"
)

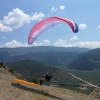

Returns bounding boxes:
[0,46,89,66]
[6,59,71,81]
[68,48,100,70]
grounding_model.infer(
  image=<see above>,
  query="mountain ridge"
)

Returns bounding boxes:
[0,46,90,66]
[68,48,100,70]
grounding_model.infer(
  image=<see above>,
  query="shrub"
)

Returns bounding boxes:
[32,78,38,83]
[9,69,14,74]
[0,62,3,67]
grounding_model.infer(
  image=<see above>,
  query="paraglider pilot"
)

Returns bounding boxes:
[45,73,52,82]
[39,79,43,85]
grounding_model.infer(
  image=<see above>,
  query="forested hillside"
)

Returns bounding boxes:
[68,48,100,70]
[6,59,71,81]
[0,46,89,66]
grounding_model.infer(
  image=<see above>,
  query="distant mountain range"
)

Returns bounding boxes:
[68,48,100,70]
[0,46,89,66]
[4,46,100,71]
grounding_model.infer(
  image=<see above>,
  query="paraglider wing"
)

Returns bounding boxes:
[13,79,39,86]
[28,16,78,45]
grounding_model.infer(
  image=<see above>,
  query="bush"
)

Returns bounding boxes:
[32,78,38,83]
[9,69,14,74]
[0,62,3,67]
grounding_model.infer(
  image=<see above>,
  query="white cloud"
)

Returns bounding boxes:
[3,39,100,49]
[51,7,58,12]
[79,24,87,29]
[32,39,50,46]
[0,23,12,32]
[60,5,65,10]
[72,41,100,49]
[54,39,67,47]
[31,42,43,46]
[0,8,45,32]
[2,37,6,39]
[51,7,55,12]
[98,25,100,29]
[54,39,100,49]
[4,39,50,48]
[31,13,45,21]
[43,39,50,45]
[2,8,30,29]
[69,35,79,41]
[5,40,25,48]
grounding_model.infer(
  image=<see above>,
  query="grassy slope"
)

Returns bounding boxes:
[5,59,71,81]
[0,67,99,100]
[5,60,99,95]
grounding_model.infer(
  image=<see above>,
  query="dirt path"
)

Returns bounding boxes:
[68,72,100,89]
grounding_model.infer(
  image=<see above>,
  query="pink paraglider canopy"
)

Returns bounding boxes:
[28,16,78,45]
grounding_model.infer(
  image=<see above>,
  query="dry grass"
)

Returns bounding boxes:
[0,68,99,100]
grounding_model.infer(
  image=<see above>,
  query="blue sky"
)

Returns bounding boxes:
[0,0,100,48]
